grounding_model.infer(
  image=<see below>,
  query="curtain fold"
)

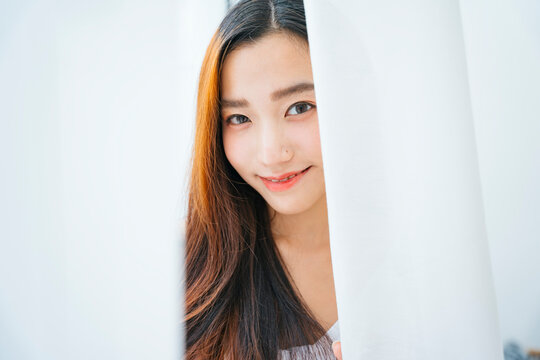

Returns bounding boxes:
[304,0,503,358]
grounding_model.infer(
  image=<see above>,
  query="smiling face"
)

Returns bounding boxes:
[220,31,326,216]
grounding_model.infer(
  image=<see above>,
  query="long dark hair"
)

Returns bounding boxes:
[184,0,334,358]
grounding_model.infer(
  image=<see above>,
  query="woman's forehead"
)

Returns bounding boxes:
[220,32,312,100]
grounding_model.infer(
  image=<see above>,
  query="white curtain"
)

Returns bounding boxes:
[303,0,503,358]
[1,1,187,358]
[460,0,540,352]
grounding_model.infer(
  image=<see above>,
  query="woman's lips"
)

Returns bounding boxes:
[260,166,311,192]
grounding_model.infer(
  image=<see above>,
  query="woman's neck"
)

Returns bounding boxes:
[269,194,338,330]
[269,194,330,252]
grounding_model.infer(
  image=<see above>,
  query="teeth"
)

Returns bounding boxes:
[269,173,297,183]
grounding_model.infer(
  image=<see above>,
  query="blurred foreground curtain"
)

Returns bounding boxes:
[303,1,504,358]
[0,1,189,358]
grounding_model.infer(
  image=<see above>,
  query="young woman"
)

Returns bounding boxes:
[184,0,342,358]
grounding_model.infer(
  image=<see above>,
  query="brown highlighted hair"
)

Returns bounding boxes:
[183,0,333,358]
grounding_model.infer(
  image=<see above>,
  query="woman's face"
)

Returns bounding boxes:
[220,31,325,216]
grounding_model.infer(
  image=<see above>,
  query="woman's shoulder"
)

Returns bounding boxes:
[326,319,340,342]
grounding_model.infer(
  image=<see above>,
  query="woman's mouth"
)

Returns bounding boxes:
[260,166,311,192]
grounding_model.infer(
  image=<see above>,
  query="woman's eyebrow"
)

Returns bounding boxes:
[220,82,314,108]
[270,82,314,101]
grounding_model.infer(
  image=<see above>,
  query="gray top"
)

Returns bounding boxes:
[278,320,340,359]
[325,320,340,342]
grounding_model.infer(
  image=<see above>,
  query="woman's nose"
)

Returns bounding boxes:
[257,122,292,166]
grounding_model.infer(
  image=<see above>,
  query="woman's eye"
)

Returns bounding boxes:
[286,102,315,116]
[226,114,250,125]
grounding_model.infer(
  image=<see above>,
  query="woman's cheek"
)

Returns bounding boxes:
[290,118,321,155]
[223,132,249,175]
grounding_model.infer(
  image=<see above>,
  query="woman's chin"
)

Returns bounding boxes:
[265,199,311,216]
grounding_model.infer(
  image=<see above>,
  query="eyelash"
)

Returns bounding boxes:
[224,102,316,126]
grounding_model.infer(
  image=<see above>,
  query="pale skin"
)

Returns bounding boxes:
[220,31,343,359]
